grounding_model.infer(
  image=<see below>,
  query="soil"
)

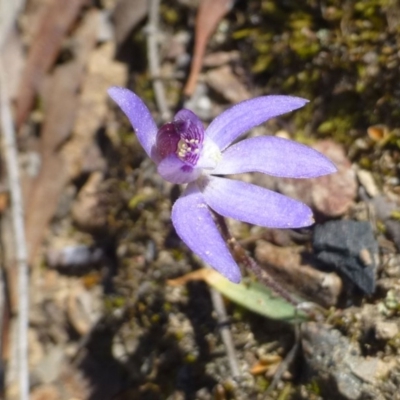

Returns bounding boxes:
[2,1,400,399]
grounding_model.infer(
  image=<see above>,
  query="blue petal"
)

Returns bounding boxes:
[157,155,201,184]
[199,176,314,228]
[212,136,337,177]
[171,183,241,283]
[206,96,308,151]
[174,109,205,138]
[108,87,158,160]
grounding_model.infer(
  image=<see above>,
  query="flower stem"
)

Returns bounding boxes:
[213,212,301,307]
[214,213,328,320]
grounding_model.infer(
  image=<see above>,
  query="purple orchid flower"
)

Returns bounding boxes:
[108,87,336,283]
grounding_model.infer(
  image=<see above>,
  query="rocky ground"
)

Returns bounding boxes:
[1,0,400,399]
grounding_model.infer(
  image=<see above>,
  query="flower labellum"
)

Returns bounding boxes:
[108,87,337,283]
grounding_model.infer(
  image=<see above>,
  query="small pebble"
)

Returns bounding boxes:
[374,321,399,341]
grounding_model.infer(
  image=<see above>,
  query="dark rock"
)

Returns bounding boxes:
[313,220,379,295]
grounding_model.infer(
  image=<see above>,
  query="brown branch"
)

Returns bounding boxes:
[183,0,233,97]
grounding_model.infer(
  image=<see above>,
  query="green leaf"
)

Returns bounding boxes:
[168,269,308,323]
[209,275,308,323]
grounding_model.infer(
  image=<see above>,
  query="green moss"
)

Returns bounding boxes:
[232,0,400,152]
[232,28,254,40]
[151,314,160,323]
[256,376,269,392]
[317,121,335,135]
[307,379,321,395]
[277,384,293,400]
[317,115,355,144]
[376,220,386,234]
[359,156,373,169]
[174,330,185,341]
[171,249,185,261]
[128,192,156,210]
[232,305,247,321]
[163,302,172,312]
[161,5,179,24]
[104,296,126,312]
[290,32,320,59]
[184,353,197,364]
[252,55,274,73]
[293,131,314,145]
[390,210,400,220]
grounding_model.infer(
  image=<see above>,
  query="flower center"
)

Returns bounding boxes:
[177,138,200,160]
[155,118,203,166]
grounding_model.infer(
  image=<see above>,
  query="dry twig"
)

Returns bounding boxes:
[0,0,26,50]
[209,287,241,378]
[266,325,301,395]
[0,62,29,400]
[146,0,171,122]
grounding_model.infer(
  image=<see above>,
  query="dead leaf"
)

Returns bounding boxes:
[67,283,101,336]
[183,0,233,97]
[206,65,251,103]
[0,192,9,213]
[250,355,281,375]
[71,172,108,232]
[40,9,100,153]
[62,41,127,179]
[24,10,100,265]
[167,269,211,286]
[367,124,388,142]
[30,384,61,400]
[1,28,24,99]
[15,0,89,129]
[203,50,240,67]
[357,169,379,198]
[112,0,148,46]
[25,39,126,263]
